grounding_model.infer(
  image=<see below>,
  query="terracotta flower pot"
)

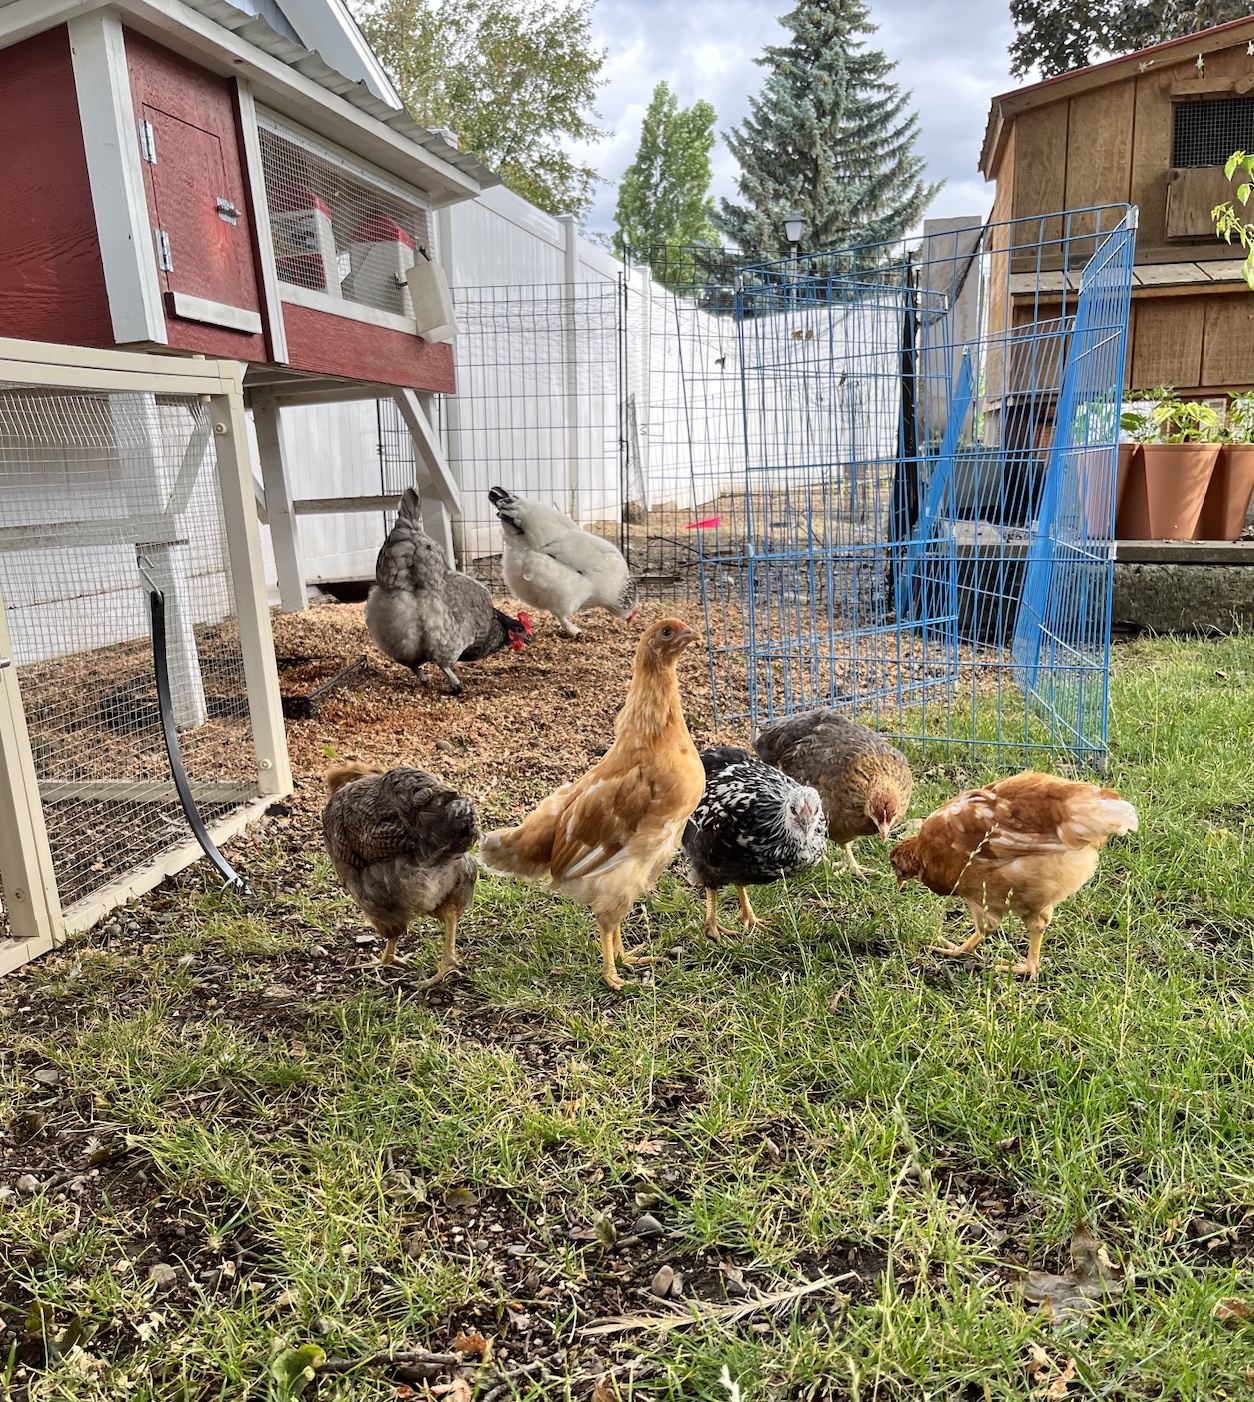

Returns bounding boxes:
[1195,444,1254,541]
[1117,442,1217,540]
[1077,444,1129,537]
[1115,443,1139,520]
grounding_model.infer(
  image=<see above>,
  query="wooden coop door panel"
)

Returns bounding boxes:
[140,104,260,314]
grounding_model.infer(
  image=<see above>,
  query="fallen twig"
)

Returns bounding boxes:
[581,1272,857,1337]
[318,1349,461,1377]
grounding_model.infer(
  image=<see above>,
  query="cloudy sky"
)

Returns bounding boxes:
[573,0,1022,243]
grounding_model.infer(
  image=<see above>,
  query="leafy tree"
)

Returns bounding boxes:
[355,0,605,218]
[715,0,938,258]
[612,83,719,280]
[1009,0,1251,79]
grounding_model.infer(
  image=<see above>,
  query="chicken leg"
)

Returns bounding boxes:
[932,903,997,959]
[702,888,739,940]
[996,907,1051,979]
[598,920,628,990]
[557,615,582,637]
[736,886,765,931]
[612,924,653,967]
[841,842,867,877]
[377,921,409,966]
[439,666,463,696]
[420,902,463,989]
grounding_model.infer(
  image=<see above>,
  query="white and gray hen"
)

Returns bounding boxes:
[488,484,637,636]
[683,746,827,940]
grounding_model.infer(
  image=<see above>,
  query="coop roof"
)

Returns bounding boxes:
[0,0,501,206]
[980,13,1254,179]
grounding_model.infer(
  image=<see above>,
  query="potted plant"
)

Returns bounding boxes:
[1116,389,1221,540]
[1196,393,1254,540]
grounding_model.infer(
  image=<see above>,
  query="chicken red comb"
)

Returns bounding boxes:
[518,610,532,636]
[686,515,721,530]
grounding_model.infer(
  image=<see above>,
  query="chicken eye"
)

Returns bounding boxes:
[661,628,672,638]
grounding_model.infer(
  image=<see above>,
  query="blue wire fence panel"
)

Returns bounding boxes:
[673,206,1135,768]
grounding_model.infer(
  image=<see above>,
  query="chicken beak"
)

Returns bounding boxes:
[877,818,894,841]
[675,623,698,648]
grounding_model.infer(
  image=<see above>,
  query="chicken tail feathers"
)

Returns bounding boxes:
[479,812,559,880]
[324,761,386,797]
[1074,792,1139,842]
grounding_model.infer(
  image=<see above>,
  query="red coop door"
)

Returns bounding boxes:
[127,31,266,354]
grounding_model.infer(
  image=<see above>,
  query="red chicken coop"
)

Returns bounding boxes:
[0,0,499,973]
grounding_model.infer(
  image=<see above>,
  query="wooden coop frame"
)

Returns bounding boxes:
[0,337,291,977]
[0,0,498,615]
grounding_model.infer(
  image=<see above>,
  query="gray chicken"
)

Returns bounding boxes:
[366,488,531,693]
[754,710,913,875]
[322,762,479,987]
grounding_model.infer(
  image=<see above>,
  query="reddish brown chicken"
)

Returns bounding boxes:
[479,618,706,988]
[890,770,1138,978]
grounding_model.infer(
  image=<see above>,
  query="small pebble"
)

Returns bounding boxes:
[32,1069,59,1087]
[311,946,329,958]
[263,984,295,1001]
[435,739,455,753]
[473,1237,491,1251]
[176,953,195,968]
[16,1174,41,1196]
[670,1271,684,1297]
[650,1265,674,1298]
[148,1262,178,1291]
[633,1214,664,1237]
[355,934,377,946]
[507,1243,528,1257]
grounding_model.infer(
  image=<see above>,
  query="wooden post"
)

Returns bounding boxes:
[251,387,308,611]
[210,370,292,798]
[0,592,62,961]
[434,204,468,566]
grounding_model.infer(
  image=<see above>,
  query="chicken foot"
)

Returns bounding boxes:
[702,888,740,940]
[556,615,582,638]
[841,842,868,877]
[420,905,463,989]
[596,920,654,989]
[439,666,463,696]
[377,922,409,966]
[995,909,1051,980]
[932,904,996,959]
[612,925,653,966]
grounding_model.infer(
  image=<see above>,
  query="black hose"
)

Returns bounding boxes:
[147,585,248,895]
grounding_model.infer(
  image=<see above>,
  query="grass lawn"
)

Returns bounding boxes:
[2,627,1254,1400]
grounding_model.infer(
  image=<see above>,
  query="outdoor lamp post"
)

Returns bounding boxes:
[782,208,805,310]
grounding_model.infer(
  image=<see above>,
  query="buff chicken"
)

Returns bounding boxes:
[890,770,1138,978]
[479,617,705,988]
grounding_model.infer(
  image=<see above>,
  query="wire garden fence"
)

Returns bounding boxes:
[665,207,1136,767]
[0,342,289,974]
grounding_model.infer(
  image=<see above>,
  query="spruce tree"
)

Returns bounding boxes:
[613,82,719,282]
[716,0,939,257]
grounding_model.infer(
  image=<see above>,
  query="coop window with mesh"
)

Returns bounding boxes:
[256,110,431,321]
[1172,96,1254,167]
[0,343,289,976]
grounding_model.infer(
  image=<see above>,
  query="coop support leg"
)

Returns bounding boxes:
[0,599,62,961]
[209,375,292,799]
[392,389,459,569]
[251,388,308,613]
[112,392,207,731]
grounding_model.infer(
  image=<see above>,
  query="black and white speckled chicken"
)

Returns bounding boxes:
[682,746,827,940]
[322,762,480,987]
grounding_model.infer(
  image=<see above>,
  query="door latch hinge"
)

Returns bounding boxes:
[138,118,156,163]
[155,229,173,272]
[215,197,241,224]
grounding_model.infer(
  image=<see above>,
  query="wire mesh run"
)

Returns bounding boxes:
[0,387,260,918]
[257,111,431,317]
[1172,96,1254,168]
[663,206,1135,767]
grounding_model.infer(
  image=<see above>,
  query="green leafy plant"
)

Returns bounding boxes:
[269,1343,326,1400]
[1224,392,1254,444]
[1212,150,1254,292]
[1122,387,1222,445]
